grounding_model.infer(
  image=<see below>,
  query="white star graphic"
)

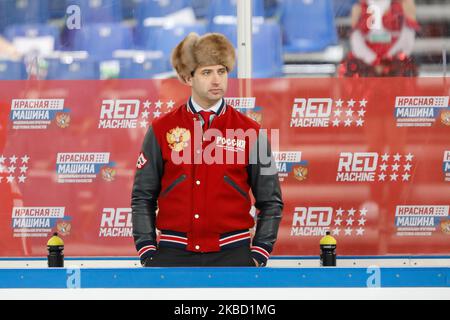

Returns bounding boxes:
[335,99,344,107]
[356,228,365,236]
[359,99,368,107]
[356,118,364,126]
[143,100,151,109]
[334,109,342,117]
[359,208,368,216]
[393,153,402,161]
[347,99,356,107]
[9,155,17,163]
[334,218,342,226]
[378,173,386,181]
[379,163,388,171]
[141,111,149,119]
[167,100,175,109]
[153,110,161,118]
[6,175,14,183]
[0,164,4,173]
[357,109,366,117]
[403,163,412,171]
[336,208,345,216]
[405,153,414,161]
[0,155,5,163]
[391,163,400,171]
[155,100,163,109]
[344,228,352,236]
[21,155,30,163]
[8,165,16,173]
[332,119,340,127]
[358,217,366,225]
[345,109,354,117]
[390,173,398,181]
[346,218,354,226]
[344,119,352,127]
[140,119,148,128]
[18,175,26,183]
[20,165,28,173]
[347,208,356,216]
[402,173,411,181]
[381,153,390,162]
[332,228,341,236]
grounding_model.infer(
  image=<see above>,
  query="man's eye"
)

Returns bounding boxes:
[202,71,210,75]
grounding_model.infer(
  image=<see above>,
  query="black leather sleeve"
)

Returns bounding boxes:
[247,130,283,266]
[131,126,164,265]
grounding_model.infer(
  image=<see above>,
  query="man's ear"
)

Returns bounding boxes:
[185,74,193,86]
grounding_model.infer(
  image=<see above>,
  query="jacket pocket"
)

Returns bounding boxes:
[160,174,187,197]
[224,175,249,200]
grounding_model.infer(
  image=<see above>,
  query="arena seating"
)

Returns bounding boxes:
[0,0,49,31]
[281,0,338,53]
[0,0,447,79]
[4,24,61,51]
[45,57,99,79]
[211,21,283,78]
[117,53,167,78]
[66,0,123,23]
[0,59,27,80]
[71,23,133,59]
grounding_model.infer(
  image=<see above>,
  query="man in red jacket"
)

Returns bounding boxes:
[131,32,283,267]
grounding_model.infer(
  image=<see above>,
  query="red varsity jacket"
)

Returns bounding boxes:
[131,99,283,266]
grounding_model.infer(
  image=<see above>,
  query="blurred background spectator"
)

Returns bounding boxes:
[338,0,419,76]
[0,0,448,80]
[0,35,21,59]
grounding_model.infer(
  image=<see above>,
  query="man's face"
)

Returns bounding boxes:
[187,65,228,107]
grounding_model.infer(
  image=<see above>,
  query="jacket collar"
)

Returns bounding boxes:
[187,97,226,116]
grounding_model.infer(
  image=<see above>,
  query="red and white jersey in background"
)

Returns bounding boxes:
[355,0,419,58]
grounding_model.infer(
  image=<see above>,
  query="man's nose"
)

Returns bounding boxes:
[211,72,220,84]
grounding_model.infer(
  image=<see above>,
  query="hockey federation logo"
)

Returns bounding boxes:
[395,205,449,236]
[442,110,450,126]
[226,97,256,111]
[56,152,115,183]
[101,167,116,182]
[336,152,414,182]
[441,220,450,235]
[291,207,367,237]
[57,221,72,236]
[55,112,71,128]
[273,151,308,182]
[444,151,450,182]
[10,99,71,130]
[293,166,308,182]
[11,207,71,238]
[226,97,263,125]
[98,99,177,129]
[98,100,141,129]
[99,208,132,237]
[290,98,367,128]
[395,96,449,127]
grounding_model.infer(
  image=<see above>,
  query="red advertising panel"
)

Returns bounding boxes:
[0,78,449,257]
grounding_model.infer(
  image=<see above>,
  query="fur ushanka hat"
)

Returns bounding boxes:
[171,32,236,83]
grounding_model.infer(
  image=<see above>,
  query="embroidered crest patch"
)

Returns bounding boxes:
[136,152,148,169]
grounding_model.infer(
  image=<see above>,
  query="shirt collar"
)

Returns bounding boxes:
[188,97,224,115]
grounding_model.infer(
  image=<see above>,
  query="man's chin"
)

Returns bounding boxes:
[207,92,224,101]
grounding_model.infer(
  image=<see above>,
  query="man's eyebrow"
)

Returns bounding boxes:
[200,67,226,72]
